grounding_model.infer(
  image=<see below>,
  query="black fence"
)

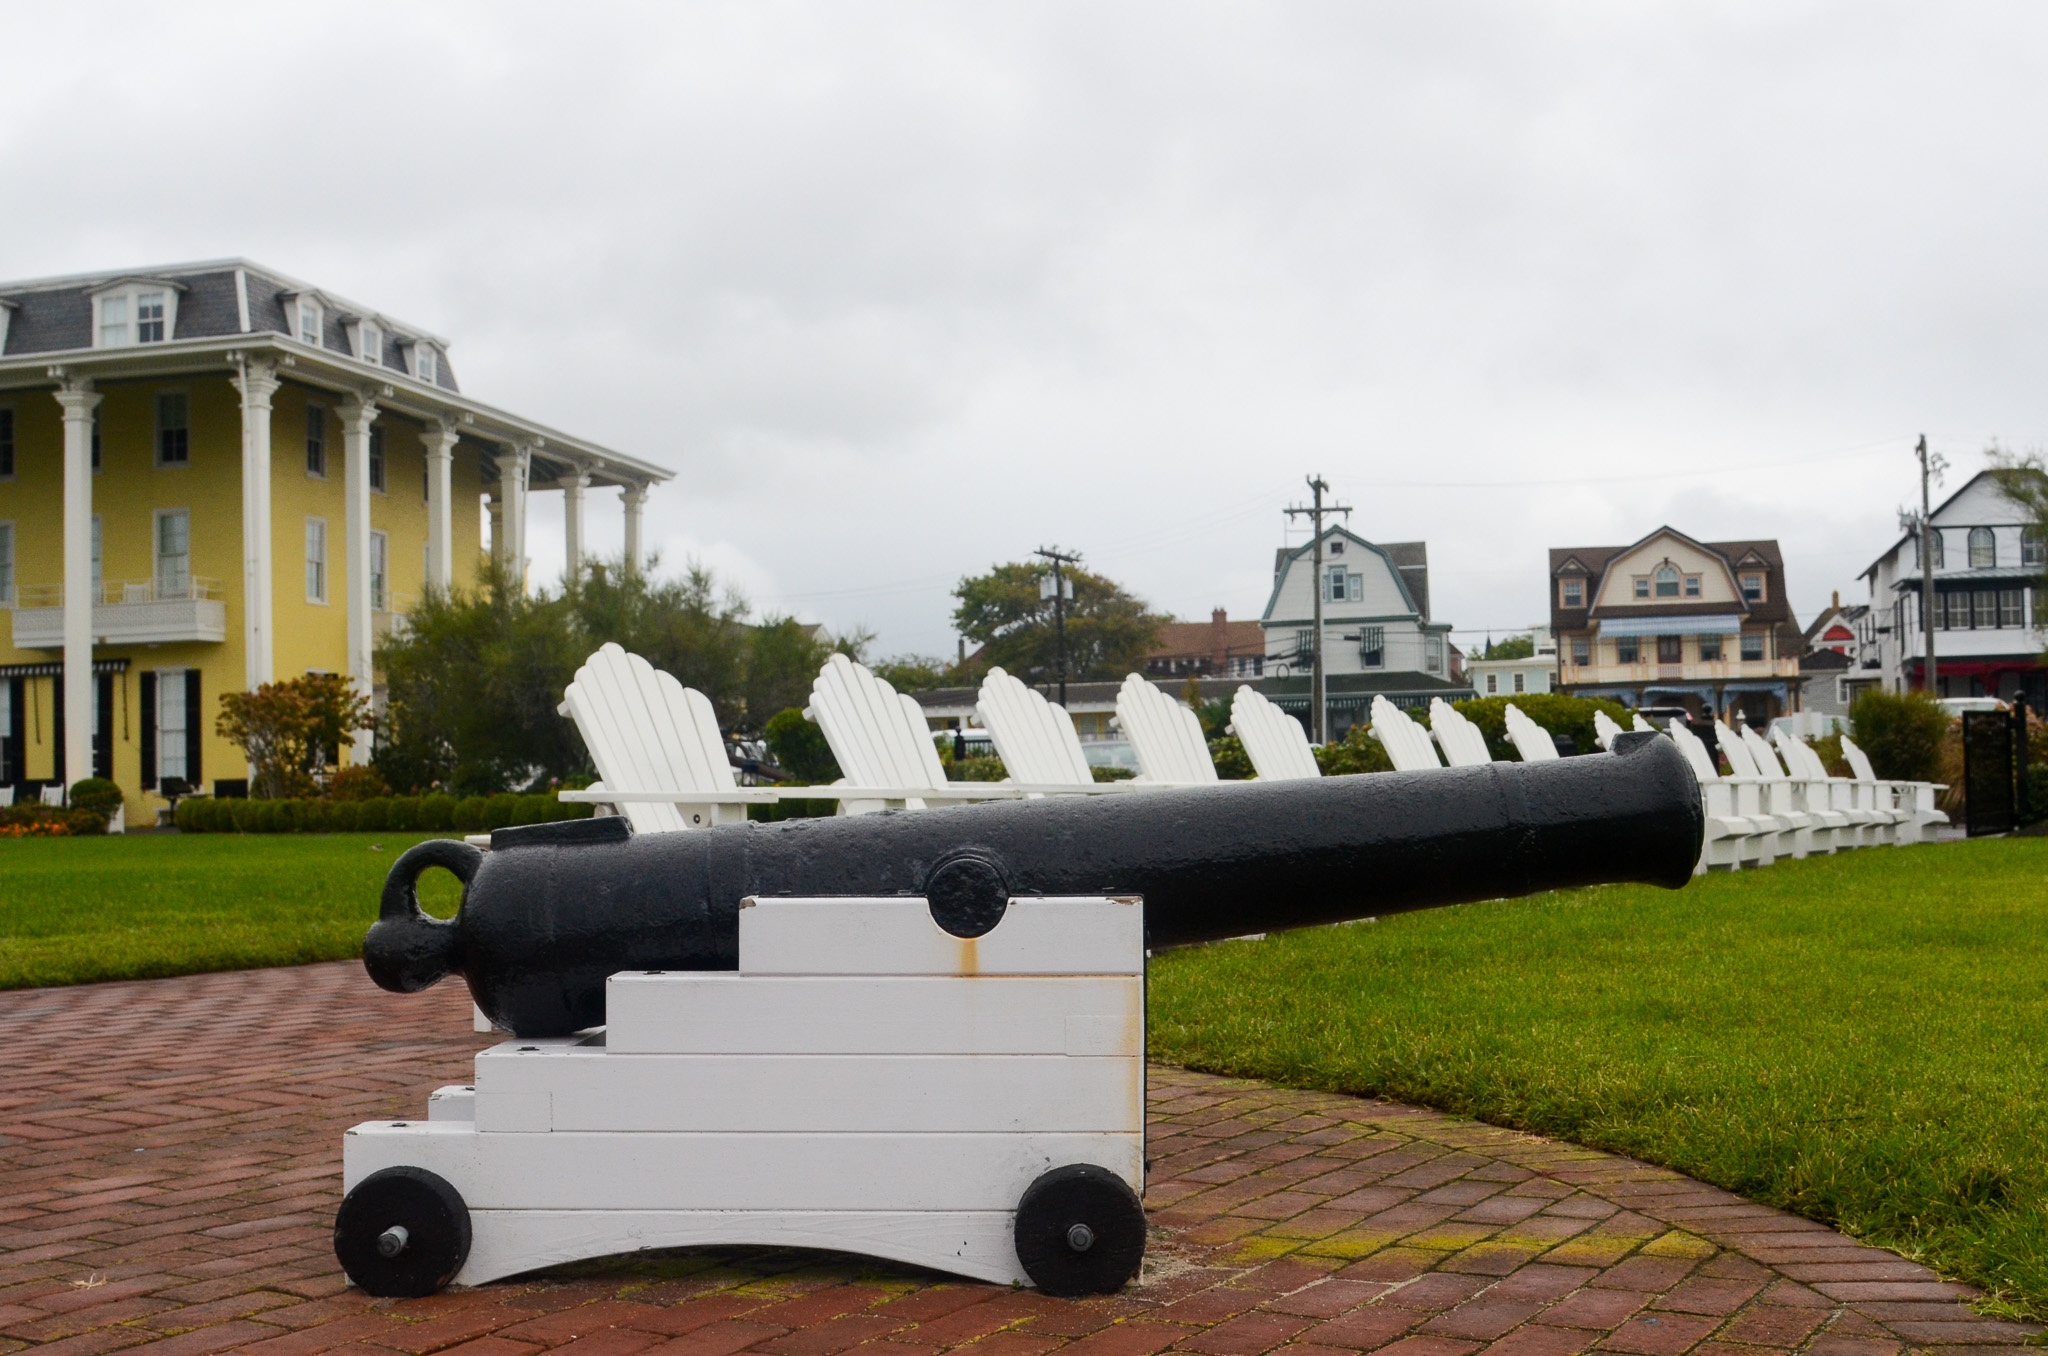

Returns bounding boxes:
[1962,699,2033,838]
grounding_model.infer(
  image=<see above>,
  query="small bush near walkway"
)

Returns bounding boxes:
[175,791,592,834]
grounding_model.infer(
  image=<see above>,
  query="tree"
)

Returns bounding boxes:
[870,655,971,693]
[1850,689,1948,783]
[1990,450,2048,599]
[951,561,1165,684]
[217,673,372,799]
[1480,633,1535,660]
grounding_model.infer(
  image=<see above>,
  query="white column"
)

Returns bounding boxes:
[562,465,590,581]
[499,443,532,592]
[422,420,458,591]
[487,493,503,568]
[232,358,281,689]
[53,376,99,790]
[338,396,379,755]
[622,482,648,575]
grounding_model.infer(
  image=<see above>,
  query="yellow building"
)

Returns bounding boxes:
[0,260,669,820]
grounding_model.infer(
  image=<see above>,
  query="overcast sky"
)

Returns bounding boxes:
[4,3,2044,656]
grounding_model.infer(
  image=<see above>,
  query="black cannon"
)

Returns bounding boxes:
[367,732,1701,1038]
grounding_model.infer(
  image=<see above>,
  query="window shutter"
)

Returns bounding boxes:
[2,678,21,785]
[185,670,202,788]
[94,674,113,780]
[140,671,158,790]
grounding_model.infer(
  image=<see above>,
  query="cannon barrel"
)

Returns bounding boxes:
[368,732,1702,1037]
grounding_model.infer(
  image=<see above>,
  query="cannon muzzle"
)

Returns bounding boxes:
[368,731,1702,1036]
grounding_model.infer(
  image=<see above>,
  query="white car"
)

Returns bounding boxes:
[1935,697,2006,717]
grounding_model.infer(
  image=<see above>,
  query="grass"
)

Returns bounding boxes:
[1149,836,2048,1321]
[6,832,2046,1317]
[0,833,464,990]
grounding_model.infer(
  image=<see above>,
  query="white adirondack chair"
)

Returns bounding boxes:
[1840,736,1948,844]
[1229,686,1321,781]
[1742,725,1850,853]
[1502,703,1560,762]
[1719,725,1815,857]
[0,785,13,808]
[1772,728,1896,847]
[808,654,1021,812]
[1114,675,1219,784]
[555,643,779,831]
[973,667,1128,795]
[1427,698,1493,767]
[1666,718,1771,871]
[1631,714,1657,734]
[1370,695,1443,772]
[1592,710,1625,752]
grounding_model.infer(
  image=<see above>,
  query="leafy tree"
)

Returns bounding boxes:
[871,654,970,693]
[1990,451,2048,598]
[1480,633,1536,660]
[951,561,1165,685]
[217,673,372,799]
[1850,689,1949,783]
[764,708,840,783]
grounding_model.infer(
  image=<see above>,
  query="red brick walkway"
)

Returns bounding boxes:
[1,964,2033,1356]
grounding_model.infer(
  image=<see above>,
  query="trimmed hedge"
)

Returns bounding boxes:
[175,791,592,834]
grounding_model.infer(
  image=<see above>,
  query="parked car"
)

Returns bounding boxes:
[1936,697,2006,717]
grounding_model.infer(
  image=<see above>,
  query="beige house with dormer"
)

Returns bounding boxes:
[1549,528,1804,723]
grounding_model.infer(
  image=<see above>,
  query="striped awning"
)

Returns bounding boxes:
[1596,614,1742,638]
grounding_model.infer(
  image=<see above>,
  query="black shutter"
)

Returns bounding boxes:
[140,671,158,790]
[2,678,20,785]
[51,676,63,787]
[94,674,113,781]
[185,670,202,789]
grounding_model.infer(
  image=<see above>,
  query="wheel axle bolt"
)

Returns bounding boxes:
[377,1226,410,1259]
[1066,1223,1096,1253]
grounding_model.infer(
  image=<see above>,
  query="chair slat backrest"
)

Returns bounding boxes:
[1503,703,1560,762]
[1428,698,1492,767]
[1667,718,1721,782]
[561,642,737,834]
[1741,726,1790,778]
[1718,725,1761,777]
[1592,710,1624,751]
[1840,736,1880,783]
[805,654,947,793]
[1772,728,1826,780]
[1631,714,1657,734]
[1372,695,1443,771]
[977,667,1095,787]
[1231,685,1320,780]
[1116,675,1219,783]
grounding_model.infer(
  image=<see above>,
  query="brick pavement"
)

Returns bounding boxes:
[1,963,2034,1356]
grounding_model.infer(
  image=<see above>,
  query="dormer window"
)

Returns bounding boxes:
[413,344,437,384]
[297,297,323,347]
[1654,564,1680,598]
[1328,539,1344,556]
[1560,577,1583,607]
[358,322,382,365]
[1740,572,1765,603]
[92,281,180,348]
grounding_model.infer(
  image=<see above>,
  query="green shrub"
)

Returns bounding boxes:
[193,798,226,832]
[452,796,489,832]
[1851,689,1950,783]
[1091,765,1136,783]
[173,798,206,833]
[1452,693,1632,762]
[231,799,263,833]
[385,796,421,831]
[327,800,359,832]
[483,793,521,830]
[68,778,125,824]
[509,793,550,826]
[355,798,391,832]
[765,707,841,783]
[1208,735,1254,780]
[418,794,456,831]
[259,800,290,833]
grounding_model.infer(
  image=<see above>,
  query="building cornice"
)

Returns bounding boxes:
[0,333,670,488]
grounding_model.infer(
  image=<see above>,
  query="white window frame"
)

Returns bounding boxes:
[157,667,189,783]
[154,508,192,599]
[413,343,437,384]
[1560,577,1583,607]
[1425,636,1443,674]
[2025,529,2047,569]
[1739,572,1766,603]
[306,517,328,604]
[297,296,324,347]
[1359,625,1385,669]
[370,530,389,612]
[357,321,383,366]
[1513,671,1525,694]
[1739,631,1765,662]
[1485,673,1498,694]
[1969,527,1996,569]
[91,283,179,349]
[1654,564,1680,598]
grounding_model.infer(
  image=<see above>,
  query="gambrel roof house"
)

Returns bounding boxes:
[1549,527,1803,723]
[0,259,672,813]
[1259,527,1466,738]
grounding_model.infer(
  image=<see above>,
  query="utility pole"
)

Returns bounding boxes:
[1283,476,1353,743]
[1917,435,1944,696]
[1034,546,1080,706]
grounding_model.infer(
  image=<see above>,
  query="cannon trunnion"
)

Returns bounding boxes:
[337,735,1702,1297]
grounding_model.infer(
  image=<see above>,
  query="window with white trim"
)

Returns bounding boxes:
[1654,564,1680,598]
[1740,631,1765,661]
[1485,673,1498,694]
[1425,637,1443,673]
[98,293,130,347]
[0,520,13,605]
[1513,671,1525,694]
[1560,577,1583,607]
[1969,527,1995,569]
[136,290,166,342]
[156,509,191,598]
[93,284,177,347]
[2026,528,2047,568]
[1571,636,1589,665]
[156,392,189,466]
[358,322,382,365]
[297,297,323,346]
[370,531,389,612]
[1633,577,1650,599]
[306,518,328,603]
[1323,566,1362,602]
[1740,572,1765,603]
[157,668,189,782]
[1684,574,1701,598]
[414,345,437,384]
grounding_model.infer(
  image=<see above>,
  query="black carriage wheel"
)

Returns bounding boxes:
[1014,1163,1146,1296]
[334,1166,472,1297]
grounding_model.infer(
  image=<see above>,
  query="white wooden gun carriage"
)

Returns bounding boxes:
[337,895,1147,1297]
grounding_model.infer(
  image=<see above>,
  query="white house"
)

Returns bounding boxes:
[1466,625,1557,699]
[1859,469,2047,706]
[1258,528,1466,737]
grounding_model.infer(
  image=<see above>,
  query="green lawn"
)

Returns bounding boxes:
[6,832,2046,1318]
[1150,837,2048,1320]
[0,833,464,990]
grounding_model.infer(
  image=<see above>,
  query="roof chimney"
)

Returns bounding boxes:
[1832,590,1840,609]
[1211,608,1228,673]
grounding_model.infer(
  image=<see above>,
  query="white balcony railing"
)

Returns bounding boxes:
[11,576,228,649]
